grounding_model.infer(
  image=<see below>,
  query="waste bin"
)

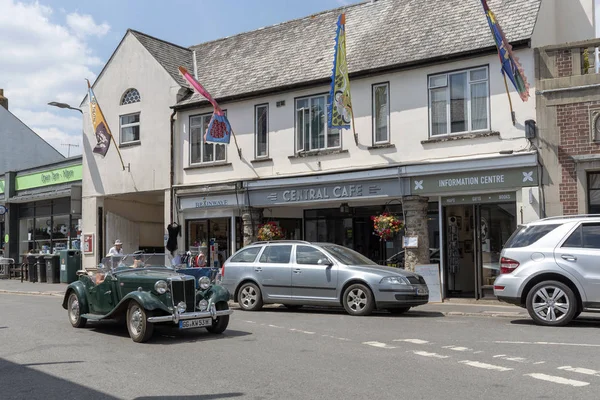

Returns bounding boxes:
[36,255,47,283]
[45,254,60,283]
[59,250,80,284]
[27,255,38,282]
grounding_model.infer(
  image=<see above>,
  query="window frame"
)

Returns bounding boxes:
[258,244,293,264]
[427,65,491,137]
[119,112,141,145]
[295,245,328,265]
[254,103,269,159]
[587,172,600,213]
[189,111,228,165]
[294,93,341,153]
[372,82,390,145]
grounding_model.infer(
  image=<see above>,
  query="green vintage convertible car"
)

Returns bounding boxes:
[62,254,232,343]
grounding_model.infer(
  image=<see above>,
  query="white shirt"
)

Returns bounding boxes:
[107,246,123,257]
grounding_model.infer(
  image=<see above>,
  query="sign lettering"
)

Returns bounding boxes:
[281,184,363,202]
[15,165,82,191]
[412,168,538,194]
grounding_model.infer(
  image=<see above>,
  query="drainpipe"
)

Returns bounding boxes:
[170,109,177,223]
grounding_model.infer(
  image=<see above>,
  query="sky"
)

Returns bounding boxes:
[0,0,361,157]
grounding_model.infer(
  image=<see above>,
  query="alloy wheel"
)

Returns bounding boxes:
[347,288,368,312]
[241,286,257,308]
[531,286,570,322]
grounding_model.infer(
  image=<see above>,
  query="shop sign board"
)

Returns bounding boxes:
[249,179,403,206]
[411,168,538,195]
[415,264,442,303]
[179,194,240,210]
[83,233,94,255]
[15,164,82,191]
[442,192,516,206]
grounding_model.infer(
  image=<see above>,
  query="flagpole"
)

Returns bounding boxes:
[502,73,516,126]
[111,134,127,171]
[350,109,358,145]
[230,129,243,159]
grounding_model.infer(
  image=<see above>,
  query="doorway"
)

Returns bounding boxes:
[444,202,516,299]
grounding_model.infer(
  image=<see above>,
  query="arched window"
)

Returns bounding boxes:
[121,88,141,105]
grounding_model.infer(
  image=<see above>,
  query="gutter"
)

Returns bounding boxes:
[536,82,600,95]
[169,109,177,223]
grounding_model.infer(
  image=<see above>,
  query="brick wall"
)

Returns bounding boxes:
[557,101,600,214]
[555,49,573,78]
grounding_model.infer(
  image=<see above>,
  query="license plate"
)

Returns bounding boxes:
[179,318,212,329]
[417,287,428,295]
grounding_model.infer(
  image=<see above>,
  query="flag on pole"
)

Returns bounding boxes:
[328,13,354,130]
[480,0,530,102]
[178,66,232,145]
[86,79,112,157]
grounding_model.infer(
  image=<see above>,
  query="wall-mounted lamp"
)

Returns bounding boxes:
[525,119,537,140]
[340,202,350,213]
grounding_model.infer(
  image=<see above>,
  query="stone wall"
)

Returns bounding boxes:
[402,195,430,272]
[242,207,263,246]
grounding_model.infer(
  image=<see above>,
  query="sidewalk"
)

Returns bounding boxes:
[0,278,528,319]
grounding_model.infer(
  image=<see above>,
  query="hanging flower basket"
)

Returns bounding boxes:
[257,221,285,241]
[371,213,404,241]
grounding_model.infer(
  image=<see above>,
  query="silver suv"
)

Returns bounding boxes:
[494,215,600,326]
[220,241,429,316]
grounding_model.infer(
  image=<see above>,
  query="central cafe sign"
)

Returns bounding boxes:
[282,184,363,202]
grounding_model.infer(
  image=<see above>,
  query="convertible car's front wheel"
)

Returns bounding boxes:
[126,301,154,343]
[206,302,230,334]
[67,292,87,328]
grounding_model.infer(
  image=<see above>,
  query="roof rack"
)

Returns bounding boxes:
[541,214,600,221]
[250,240,311,245]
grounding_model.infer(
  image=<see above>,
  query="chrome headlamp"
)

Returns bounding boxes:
[154,280,168,294]
[199,276,211,290]
[380,276,409,285]
[176,301,187,313]
[198,299,209,311]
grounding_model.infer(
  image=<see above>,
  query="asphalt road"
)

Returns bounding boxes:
[2,294,600,399]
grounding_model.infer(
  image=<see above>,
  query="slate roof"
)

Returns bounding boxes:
[129,30,193,88]
[127,0,542,108]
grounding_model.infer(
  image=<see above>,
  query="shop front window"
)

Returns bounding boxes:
[187,218,231,268]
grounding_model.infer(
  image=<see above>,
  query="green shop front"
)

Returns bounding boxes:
[410,163,540,299]
[3,158,82,262]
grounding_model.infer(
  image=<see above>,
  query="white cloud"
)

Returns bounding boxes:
[31,127,82,157]
[66,12,110,38]
[0,0,109,157]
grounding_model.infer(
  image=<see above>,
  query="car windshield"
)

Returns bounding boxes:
[99,254,173,272]
[320,244,378,266]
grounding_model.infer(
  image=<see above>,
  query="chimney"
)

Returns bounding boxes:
[0,89,7,110]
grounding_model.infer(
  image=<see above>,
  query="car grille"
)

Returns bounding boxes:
[170,278,196,312]
[406,276,426,285]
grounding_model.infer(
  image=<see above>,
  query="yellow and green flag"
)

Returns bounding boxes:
[328,13,353,130]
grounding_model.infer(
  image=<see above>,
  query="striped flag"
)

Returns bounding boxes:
[86,79,112,156]
[328,13,353,129]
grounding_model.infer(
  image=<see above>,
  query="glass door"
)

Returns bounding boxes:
[474,203,516,299]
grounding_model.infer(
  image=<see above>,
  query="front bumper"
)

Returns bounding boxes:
[147,303,233,324]
[375,284,429,307]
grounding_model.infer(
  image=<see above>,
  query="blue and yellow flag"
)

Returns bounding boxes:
[481,0,530,102]
[328,13,353,129]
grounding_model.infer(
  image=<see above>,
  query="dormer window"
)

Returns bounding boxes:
[121,89,141,105]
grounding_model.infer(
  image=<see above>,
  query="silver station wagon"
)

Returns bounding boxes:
[219,241,429,316]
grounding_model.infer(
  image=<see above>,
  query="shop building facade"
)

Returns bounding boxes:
[1,157,82,262]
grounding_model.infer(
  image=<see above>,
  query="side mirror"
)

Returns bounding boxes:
[317,258,333,266]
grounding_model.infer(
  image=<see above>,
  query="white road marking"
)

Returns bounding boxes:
[289,328,315,334]
[495,340,600,348]
[322,334,351,341]
[493,355,527,363]
[363,341,396,349]
[558,366,600,376]
[413,351,449,359]
[525,373,589,387]
[243,320,256,324]
[268,324,283,328]
[394,339,429,344]
[534,362,546,365]
[473,351,484,354]
[443,346,471,352]
[459,361,513,372]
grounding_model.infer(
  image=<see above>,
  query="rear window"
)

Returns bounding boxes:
[504,224,561,248]
[230,247,261,263]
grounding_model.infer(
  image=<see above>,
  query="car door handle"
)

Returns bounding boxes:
[254,267,262,272]
[561,254,577,261]
[293,268,301,274]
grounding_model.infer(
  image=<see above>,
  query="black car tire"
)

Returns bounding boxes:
[206,302,230,334]
[237,282,263,311]
[67,292,87,328]
[126,301,154,343]
[387,307,411,315]
[342,283,375,316]
[526,280,577,327]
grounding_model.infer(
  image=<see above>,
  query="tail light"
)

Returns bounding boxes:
[220,262,225,278]
[500,257,520,274]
